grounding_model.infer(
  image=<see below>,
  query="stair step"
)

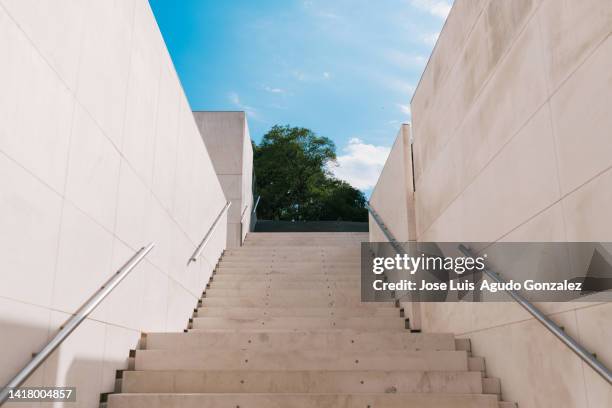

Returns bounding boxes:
[222,247,360,254]
[221,257,360,263]
[209,281,360,289]
[190,316,405,330]
[211,274,360,282]
[217,267,360,272]
[199,297,369,307]
[218,261,359,266]
[221,257,359,262]
[195,306,398,318]
[455,338,471,352]
[244,239,365,244]
[219,258,359,263]
[469,357,486,372]
[134,349,469,371]
[203,288,361,298]
[122,370,485,394]
[482,377,501,396]
[245,238,365,243]
[188,328,405,333]
[220,261,358,267]
[218,264,360,269]
[215,267,360,274]
[143,331,456,352]
[107,393,500,408]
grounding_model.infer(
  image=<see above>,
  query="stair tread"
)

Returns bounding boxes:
[135,349,469,371]
[122,369,485,394]
[190,316,406,330]
[107,393,500,408]
[144,330,456,351]
[195,306,398,317]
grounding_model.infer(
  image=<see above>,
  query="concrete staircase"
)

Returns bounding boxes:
[106,232,516,407]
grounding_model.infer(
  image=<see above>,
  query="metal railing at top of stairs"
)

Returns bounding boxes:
[238,195,261,246]
[189,201,231,264]
[366,202,612,385]
[0,243,155,405]
[240,204,249,221]
[252,195,261,215]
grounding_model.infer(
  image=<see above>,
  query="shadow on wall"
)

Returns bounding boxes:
[1,319,126,408]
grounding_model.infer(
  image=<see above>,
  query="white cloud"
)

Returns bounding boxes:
[302,1,341,20]
[329,138,391,190]
[228,92,259,119]
[421,31,440,46]
[269,103,288,110]
[379,76,416,96]
[410,0,452,19]
[397,103,411,116]
[292,70,332,82]
[228,92,240,105]
[262,85,286,94]
[385,49,427,69]
[292,70,308,81]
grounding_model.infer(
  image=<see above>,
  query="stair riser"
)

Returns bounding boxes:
[135,350,469,371]
[199,298,378,307]
[221,257,359,262]
[224,250,360,253]
[219,262,360,267]
[210,275,360,282]
[190,317,405,330]
[203,289,361,298]
[222,255,360,260]
[215,272,361,278]
[220,257,359,261]
[218,264,360,270]
[209,282,360,290]
[144,331,456,352]
[222,253,361,261]
[215,266,361,276]
[122,370,484,394]
[241,244,362,247]
[195,307,398,318]
[217,267,360,273]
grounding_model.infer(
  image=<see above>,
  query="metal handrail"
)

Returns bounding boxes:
[189,201,231,264]
[459,244,611,385]
[240,204,249,221]
[366,202,611,385]
[0,243,155,404]
[366,203,404,254]
[252,195,261,215]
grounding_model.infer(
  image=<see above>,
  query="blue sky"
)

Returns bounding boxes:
[149,0,451,192]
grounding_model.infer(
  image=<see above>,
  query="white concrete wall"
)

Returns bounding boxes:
[193,111,254,247]
[368,124,415,243]
[406,0,612,406]
[0,1,227,406]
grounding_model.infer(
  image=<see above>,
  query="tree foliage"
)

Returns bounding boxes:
[253,125,367,221]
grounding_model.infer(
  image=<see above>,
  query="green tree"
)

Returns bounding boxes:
[253,125,367,221]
